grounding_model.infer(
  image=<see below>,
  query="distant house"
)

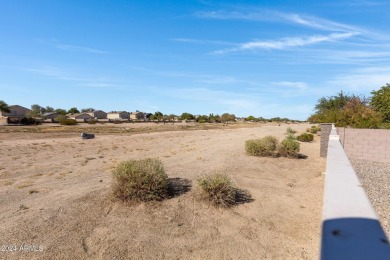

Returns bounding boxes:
[107,111,130,120]
[144,113,153,121]
[84,110,107,119]
[130,111,145,121]
[42,112,60,123]
[0,105,31,124]
[66,113,94,122]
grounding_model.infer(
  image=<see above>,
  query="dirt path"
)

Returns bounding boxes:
[0,124,325,259]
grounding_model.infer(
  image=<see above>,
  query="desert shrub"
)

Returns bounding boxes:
[112,158,169,202]
[197,172,236,208]
[20,117,41,125]
[198,119,207,123]
[278,138,300,158]
[297,133,314,142]
[59,119,77,125]
[286,127,297,135]
[87,120,98,124]
[379,123,390,129]
[285,127,297,140]
[309,125,321,134]
[245,135,278,157]
[286,132,296,140]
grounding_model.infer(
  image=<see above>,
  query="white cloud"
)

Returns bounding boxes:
[24,66,122,89]
[56,44,108,54]
[172,38,234,46]
[214,32,358,54]
[271,81,308,90]
[328,67,390,92]
[195,9,363,33]
[279,13,362,33]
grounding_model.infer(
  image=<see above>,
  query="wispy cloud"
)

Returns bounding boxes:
[128,66,250,86]
[173,38,234,46]
[195,9,363,33]
[271,81,308,91]
[24,66,122,89]
[328,67,390,92]
[56,44,108,54]
[213,32,358,54]
[326,0,389,7]
[278,13,361,32]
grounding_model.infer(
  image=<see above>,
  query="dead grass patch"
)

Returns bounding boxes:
[112,158,169,202]
[197,171,253,208]
[17,182,34,189]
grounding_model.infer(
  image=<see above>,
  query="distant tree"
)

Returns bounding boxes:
[370,83,390,122]
[221,113,236,122]
[314,91,357,114]
[255,117,266,122]
[213,114,221,122]
[339,98,382,128]
[0,100,10,113]
[29,104,44,117]
[55,108,67,115]
[269,117,281,122]
[81,108,95,112]
[246,115,255,121]
[54,115,68,122]
[308,91,381,128]
[207,113,216,123]
[45,106,54,113]
[67,107,80,114]
[151,111,163,121]
[196,115,208,123]
[180,112,195,120]
[167,114,176,121]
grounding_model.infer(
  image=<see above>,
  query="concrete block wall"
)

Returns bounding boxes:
[320,124,333,158]
[337,128,390,163]
[321,125,390,259]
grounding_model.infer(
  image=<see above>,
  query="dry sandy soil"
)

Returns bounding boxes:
[0,122,325,259]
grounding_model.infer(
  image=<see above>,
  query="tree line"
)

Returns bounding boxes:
[308,83,390,128]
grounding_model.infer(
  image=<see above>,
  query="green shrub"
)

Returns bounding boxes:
[59,119,77,125]
[286,132,297,140]
[55,115,67,122]
[278,138,300,158]
[309,125,321,134]
[286,127,297,135]
[297,133,314,142]
[379,123,390,129]
[20,117,41,125]
[87,120,98,124]
[245,135,278,157]
[197,172,236,208]
[112,158,168,202]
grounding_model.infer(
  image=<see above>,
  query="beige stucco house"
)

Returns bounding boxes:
[107,111,130,120]
[130,111,145,120]
[42,112,60,123]
[0,105,31,124]
[66,113,94,122]
[85,110,107,119]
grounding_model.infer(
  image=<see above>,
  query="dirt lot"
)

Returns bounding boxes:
[0,123,325,259]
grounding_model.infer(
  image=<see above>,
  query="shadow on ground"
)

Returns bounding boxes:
[235,188,254,205]
[168,177,192,198]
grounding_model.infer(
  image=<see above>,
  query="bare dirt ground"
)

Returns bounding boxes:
[0,123,325,259]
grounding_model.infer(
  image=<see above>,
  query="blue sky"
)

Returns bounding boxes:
[1,0,390,120]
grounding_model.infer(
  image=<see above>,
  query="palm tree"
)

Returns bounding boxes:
[0,100,10,114]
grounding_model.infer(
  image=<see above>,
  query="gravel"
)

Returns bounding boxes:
[350,158,390,239]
